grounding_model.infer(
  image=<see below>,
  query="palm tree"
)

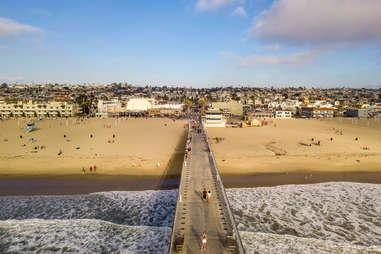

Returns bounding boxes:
[185,100,192,114]
[199,99,206,114]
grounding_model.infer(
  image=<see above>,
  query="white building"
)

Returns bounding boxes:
[126,98,155,112]
[96,99,122,117]
[204,109,226,127]
[275,111,293,118]
[0,101,77,118]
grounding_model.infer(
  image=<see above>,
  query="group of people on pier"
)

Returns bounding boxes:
[189,118,213,251]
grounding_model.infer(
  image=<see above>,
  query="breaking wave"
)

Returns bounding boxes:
[0,219,170,253]
[0,190,177,227]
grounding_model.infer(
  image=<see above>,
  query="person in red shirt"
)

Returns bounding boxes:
[202,188,207,201]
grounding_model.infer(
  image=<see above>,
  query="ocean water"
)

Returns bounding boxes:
[227,182,381,254]
[0,190,177,227]
[1,183,381,253]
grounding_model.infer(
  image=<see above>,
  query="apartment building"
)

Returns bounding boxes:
[0,100,77,118]
[301,107,334,118]
[96,99,124,117]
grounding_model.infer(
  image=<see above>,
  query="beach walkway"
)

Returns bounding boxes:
[169,125,245,254]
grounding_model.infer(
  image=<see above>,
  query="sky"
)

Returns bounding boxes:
[0,0,380,88]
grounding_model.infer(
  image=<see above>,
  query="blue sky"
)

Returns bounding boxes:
[0,0,380,87]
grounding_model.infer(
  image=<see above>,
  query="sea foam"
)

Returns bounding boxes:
[0,219,171,253]
[0,190,177,227]
[227,182,381,247]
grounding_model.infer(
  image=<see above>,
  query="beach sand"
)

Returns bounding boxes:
[208,118,381,174]
[0,118,187,177]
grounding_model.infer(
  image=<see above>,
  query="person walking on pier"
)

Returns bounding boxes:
[207,190,212,202]
[201,232,207,251]
[202,188,207,201]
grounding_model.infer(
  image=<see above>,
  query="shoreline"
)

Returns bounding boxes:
[1,171,381,196]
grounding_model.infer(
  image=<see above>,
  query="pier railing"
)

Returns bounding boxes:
[203,123,246,254]
[168,122,191,253]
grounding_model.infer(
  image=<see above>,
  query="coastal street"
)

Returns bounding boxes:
[169,125,243,254]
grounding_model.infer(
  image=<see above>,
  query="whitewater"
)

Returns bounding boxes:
[1,182,381,253]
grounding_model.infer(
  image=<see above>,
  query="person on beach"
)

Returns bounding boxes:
[113,134,115,138]
[93,165,96,172]
[201,232,207,251]
[89,166,93,172]
[82,167,86,174]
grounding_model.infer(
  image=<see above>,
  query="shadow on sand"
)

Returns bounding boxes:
[149,124,188,251]
[156,125,188,190]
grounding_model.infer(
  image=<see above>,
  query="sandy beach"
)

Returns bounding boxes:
[0,118,187,177]
[208,118,381,174]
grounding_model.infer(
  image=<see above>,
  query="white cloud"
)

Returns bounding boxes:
[250,0,381,45]
[0,17,41,39]
[232,6,247,17]
[221,48,329,67]
[196,0,245,12]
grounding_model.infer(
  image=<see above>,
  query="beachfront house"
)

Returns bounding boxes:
[301,107,334,118]
[203,109,226,127]
[275,111,293,118]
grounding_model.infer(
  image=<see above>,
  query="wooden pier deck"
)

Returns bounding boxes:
[169,125,244,254]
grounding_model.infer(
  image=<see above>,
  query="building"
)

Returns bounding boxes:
[203,109,226,127]
[0,100,77,118]
[211,101,243,116]
[148,104,183,117]
[344,108,370,118]
[301,107,334,118]
[126,98,155,112]
[275,111,293,118]
[96,99,123,117]
[247,111,274,119]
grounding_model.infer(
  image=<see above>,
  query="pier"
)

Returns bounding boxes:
[169,123,245,253]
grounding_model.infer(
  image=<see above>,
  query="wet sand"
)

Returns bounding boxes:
[2,172,381,196]
[222,171,381,188]
[0,175,180,196]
